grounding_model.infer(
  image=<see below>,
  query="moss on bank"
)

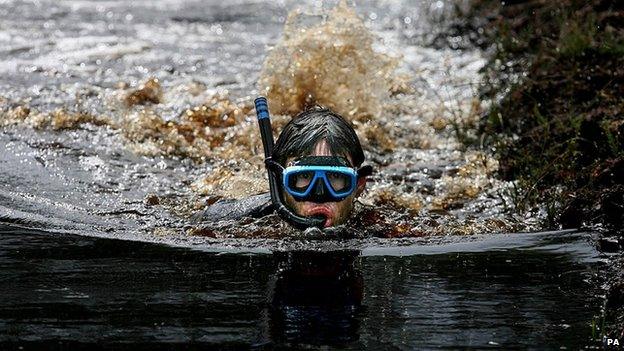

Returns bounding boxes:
[469,0,624,235]
[463,0,624,338]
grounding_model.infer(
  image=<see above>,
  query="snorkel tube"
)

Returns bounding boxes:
[254,97,325,230]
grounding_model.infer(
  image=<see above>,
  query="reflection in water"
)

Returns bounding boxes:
[265,251,363,346]
[0,227,606,349]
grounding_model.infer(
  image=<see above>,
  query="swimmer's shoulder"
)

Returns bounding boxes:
[190,192,273,223]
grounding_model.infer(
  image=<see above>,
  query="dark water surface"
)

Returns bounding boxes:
[0,225,607,349]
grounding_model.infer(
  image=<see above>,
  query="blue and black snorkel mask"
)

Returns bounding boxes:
[254,97,372,229]
[269,155,371,203]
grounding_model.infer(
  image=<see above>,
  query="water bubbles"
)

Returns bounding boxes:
[29,85,42,96]
[134,65,149,74]
[429,0,445,18]
[24,66,40,73]
[210,24,223,35]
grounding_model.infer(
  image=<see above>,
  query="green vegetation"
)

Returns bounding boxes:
[469,0,623,234]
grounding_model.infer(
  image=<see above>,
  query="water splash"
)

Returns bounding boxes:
[258,1,397,121]
[0,0,546,242]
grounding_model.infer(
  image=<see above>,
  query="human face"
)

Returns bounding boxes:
[282,139,366,228]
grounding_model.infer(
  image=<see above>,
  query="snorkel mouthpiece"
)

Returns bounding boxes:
[254,97,325,230]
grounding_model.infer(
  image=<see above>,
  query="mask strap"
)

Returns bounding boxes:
[357,165,373,178]
[265,158,283,174]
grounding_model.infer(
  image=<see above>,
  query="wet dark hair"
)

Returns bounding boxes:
[272,106,365,167]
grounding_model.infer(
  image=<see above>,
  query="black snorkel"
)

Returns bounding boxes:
[254,97,325,230]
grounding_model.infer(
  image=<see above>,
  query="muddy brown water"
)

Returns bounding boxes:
[0,0,611,348]
[0,0,540,240]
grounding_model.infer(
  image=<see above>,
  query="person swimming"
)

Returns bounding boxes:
[192,97,372,229]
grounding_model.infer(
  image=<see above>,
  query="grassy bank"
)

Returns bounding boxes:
[462,0,623,338]
[468,0,623,235]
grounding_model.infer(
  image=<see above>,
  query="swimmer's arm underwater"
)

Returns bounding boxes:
[190,193,274,224]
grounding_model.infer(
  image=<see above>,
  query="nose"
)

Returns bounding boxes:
[313,178,326,196]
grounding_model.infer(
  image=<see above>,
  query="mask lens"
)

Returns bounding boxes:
[289,170,315,191]
[327,171,352,193]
